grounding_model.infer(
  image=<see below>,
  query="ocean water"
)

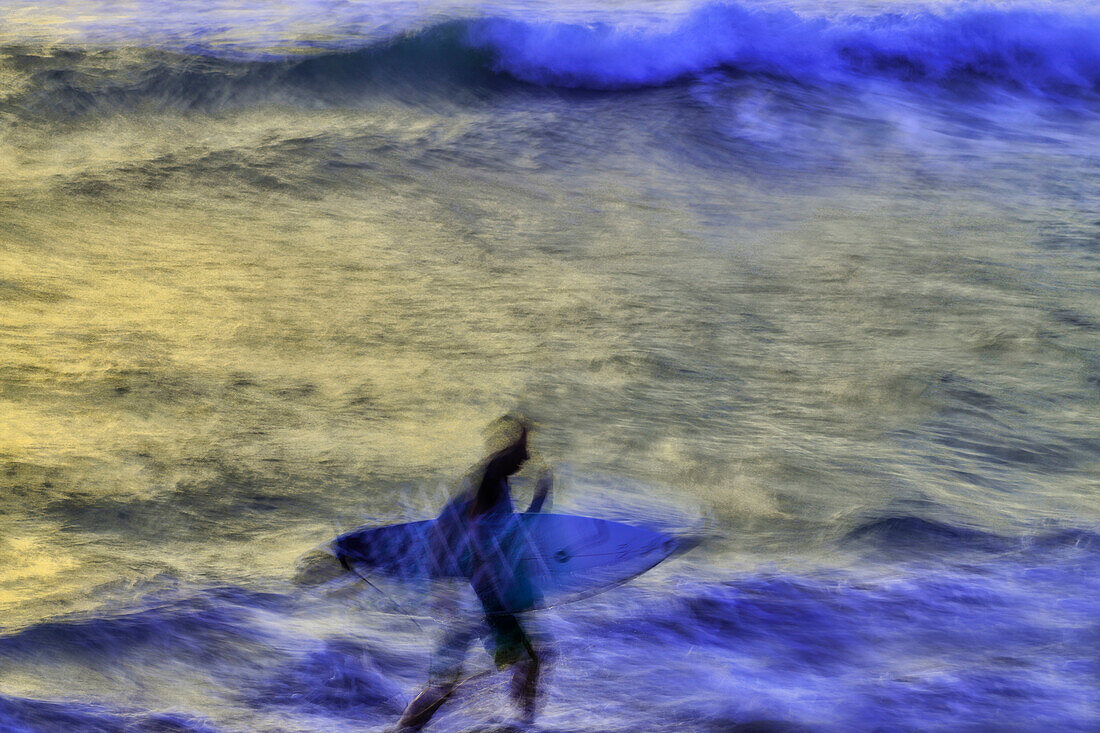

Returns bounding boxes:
[1,1,1098,731]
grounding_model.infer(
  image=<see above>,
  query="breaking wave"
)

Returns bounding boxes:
[4,3,1099,121]
[468,4,1100,92]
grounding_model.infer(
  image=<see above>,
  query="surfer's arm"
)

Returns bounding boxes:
[527,468,552,513]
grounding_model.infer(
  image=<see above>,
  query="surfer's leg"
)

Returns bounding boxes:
[398,613,478,731]
[397,682,456,732]
[511,644,540,724]
[486,613,547,724]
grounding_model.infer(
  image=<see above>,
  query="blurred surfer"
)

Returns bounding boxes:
[397,415,554,732]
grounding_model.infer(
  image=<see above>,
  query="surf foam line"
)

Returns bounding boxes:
[465,3,1100,94]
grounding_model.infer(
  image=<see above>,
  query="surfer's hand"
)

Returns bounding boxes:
[529,469,553,513]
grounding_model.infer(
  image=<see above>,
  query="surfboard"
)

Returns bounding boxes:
[301,513,679,611]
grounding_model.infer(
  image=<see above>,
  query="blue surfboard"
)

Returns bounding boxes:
[304,513,679,611]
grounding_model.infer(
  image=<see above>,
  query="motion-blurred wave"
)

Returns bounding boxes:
[4,4,1099,123]
[470,4,1100,92]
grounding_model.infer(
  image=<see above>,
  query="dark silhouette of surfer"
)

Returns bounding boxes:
[397,415,553,731]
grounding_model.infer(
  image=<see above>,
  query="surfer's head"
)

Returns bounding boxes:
[485,414,530,475]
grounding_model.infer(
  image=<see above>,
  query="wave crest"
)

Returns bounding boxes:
[466,4,1100,93]
[4,4,1099,122]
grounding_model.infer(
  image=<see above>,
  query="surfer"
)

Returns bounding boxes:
[397,415,553,731]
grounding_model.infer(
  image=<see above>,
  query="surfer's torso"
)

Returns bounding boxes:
[435,467,541,614]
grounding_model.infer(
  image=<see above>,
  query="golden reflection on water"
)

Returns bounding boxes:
[2,109,652,624]
[3,91,1098,629]
[0,525,83,624]
[0,533,76,584]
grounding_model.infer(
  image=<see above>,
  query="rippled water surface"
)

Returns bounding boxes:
[1,1,1098,731]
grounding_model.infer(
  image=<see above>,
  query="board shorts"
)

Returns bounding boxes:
[475,583,535,669]
[427,604,537,683]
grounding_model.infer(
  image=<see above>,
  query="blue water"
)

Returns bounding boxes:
[1,1,1098,731]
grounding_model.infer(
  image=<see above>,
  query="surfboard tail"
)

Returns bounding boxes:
[291,548,348,587]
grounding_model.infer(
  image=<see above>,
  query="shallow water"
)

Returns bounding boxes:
[1,1,1098,731]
